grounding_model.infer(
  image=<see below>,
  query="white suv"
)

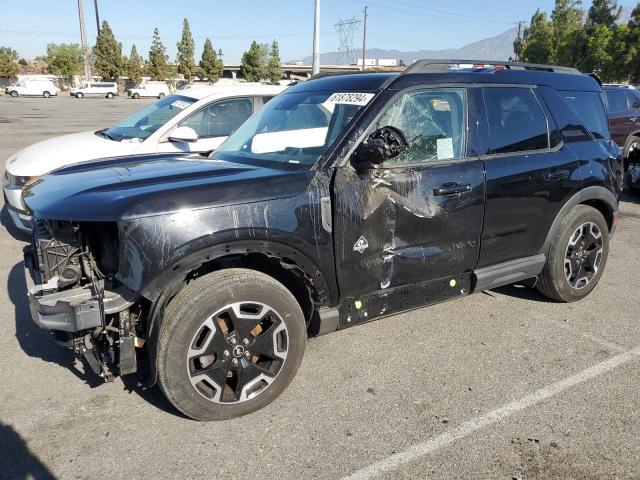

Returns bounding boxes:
[70,82,118,99]
[3,83,286,231]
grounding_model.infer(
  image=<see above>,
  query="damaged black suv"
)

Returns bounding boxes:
[23,60,623,421]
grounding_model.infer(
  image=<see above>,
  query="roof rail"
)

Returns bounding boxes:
[404,59,580,75]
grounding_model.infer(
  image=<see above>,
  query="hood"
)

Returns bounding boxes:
[5,131,137,177]
[23,153,312,221]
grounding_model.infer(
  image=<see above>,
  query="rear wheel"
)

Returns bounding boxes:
[9,90,18,97]
[158,92,165,99]
[157,268,306,421]
[537,205,609,302]
[106,92,114,99]
[42,91,51,98]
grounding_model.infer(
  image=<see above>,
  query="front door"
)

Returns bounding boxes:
[165,97,255,154]
[333,87,485,314]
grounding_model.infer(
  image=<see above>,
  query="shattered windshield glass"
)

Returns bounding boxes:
[213,90,375,166]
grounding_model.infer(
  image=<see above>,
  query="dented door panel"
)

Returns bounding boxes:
[333,160,485,300]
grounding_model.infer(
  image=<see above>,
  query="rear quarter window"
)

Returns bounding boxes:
[561,91,609,140]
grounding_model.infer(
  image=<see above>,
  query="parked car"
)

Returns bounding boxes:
[70,82,118,99]
[129,82,171,99]
[4,79,58,98]
[3,83,286,230]
[22,61,623,421]
[602,85,640,168]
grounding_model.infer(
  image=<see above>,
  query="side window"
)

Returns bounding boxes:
[560,90,610,140]
[605,90,628,113]
[180,97,253,138]
[262,96,274,105]
[625,91,640,110]
[372,88,466,165]
[483,87,549,154]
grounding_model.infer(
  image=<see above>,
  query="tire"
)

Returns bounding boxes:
[9,90,18,97]
[42,91,50,98]
[623,135,640,171]
[537,205,609,302]
[106,92,114,99]
[132,92,140,99]
[76,92,83,99]
[157,268,306,421]
[158,92,165,99]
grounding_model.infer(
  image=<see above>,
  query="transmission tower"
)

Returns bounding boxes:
[335,16,361,65]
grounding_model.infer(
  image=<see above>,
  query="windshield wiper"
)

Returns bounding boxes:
[95,129,115,141]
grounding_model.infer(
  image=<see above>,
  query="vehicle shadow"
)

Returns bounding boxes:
[1,205,31,242]
[0,423,56,479]
[8,261,185,418]
[487,283,556,303]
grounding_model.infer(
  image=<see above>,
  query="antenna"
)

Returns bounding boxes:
[334,16,361,65]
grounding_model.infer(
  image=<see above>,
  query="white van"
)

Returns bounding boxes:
[70,82,118,99]
[5,79,58,98]
[129,82,170,99]
[3,83,287,231]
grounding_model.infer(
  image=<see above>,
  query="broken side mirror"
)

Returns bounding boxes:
[353,126,408,169]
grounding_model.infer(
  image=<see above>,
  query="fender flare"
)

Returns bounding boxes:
[539,186,618,255]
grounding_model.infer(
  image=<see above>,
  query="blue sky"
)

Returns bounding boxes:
[1,0,638,62]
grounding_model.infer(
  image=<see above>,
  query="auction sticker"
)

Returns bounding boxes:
[171,100,191,110]
[325,92,374,106]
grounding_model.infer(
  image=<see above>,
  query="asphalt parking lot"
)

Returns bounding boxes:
[1,95,640,479]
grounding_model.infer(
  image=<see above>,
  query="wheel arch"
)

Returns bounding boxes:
[540,186,617,255]
[140,239,334,387]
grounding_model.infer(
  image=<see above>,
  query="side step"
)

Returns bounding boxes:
[473,255,546,292]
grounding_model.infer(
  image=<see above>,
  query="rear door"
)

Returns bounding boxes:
[333,86,485,304]
[476,86,581,268]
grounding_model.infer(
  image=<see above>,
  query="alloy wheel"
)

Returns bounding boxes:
[186,301,289,404]
[564,222,603,289]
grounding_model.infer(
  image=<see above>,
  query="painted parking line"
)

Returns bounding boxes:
[341,345,640,480]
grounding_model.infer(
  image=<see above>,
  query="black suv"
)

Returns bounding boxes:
[22,60,624,421]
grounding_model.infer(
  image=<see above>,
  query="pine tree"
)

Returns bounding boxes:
[127,44,144,86]
[266,40,282,84]
[588,0,621,27]
[199,38,223,83]
[176,18,196,81]
[627,3,640,82]
[521,10,555,64]
[240,41,266,82]
[148,28,168,81]
[92,21,123,81]
[551,0,585,67]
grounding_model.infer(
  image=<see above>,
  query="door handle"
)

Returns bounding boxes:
[544,171,570,181]
[433,183,472,196]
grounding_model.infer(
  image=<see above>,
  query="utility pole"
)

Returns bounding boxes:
[361,5,368,71]
[77,0,91,81]
[94,0,101,35]
[312,0,320,75]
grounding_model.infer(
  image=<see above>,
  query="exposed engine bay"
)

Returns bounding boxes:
[24,219,142,381]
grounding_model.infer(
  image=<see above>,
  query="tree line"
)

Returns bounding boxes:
[0,18,283,85]
[516,0,640,83]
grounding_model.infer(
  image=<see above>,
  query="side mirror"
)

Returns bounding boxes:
[354,126,408,168]
[169,126,199,143]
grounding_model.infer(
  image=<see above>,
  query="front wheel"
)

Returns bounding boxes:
[157,268,306,421]
[75,92,83,99]
[132,92,140,99]
[9,90,18,97]
[537,205,609,302]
